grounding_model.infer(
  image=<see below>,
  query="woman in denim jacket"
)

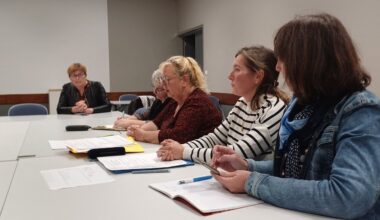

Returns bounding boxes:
[211,13,380,219]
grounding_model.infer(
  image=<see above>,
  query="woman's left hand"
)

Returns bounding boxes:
[84,108,94,114]
[127,125,145,141]
[212,170,251,193]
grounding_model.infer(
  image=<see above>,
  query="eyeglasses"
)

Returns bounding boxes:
[154,88,166,93]
[69,73,86,79]
[163,76,179,83]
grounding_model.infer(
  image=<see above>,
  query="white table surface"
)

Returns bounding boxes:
[0,161,17,214]
[18,114,123,157]
[0,155,334,220]
[0,111,122,123]
[0,121,29,161]
[0,112,335,220]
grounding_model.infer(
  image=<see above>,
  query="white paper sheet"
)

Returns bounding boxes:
[97,153,189,171]
[40,164,114,190]
[48,135,132,151]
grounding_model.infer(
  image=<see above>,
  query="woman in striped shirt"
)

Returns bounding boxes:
[157,46,288,163]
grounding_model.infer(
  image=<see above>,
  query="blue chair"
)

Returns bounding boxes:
[8,103,48,116]
[119,94,139,102]
[208,95,225,120]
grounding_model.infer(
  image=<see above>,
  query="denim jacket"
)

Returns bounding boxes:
[245,90,380,219]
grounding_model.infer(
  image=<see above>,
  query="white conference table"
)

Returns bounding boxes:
[0,161,17,213]
[1,155,334,220]
[0,122,29,161]
[18,115,122,157]
[0,112,123,159]
[0,112,335,220]
[0,111,123,123]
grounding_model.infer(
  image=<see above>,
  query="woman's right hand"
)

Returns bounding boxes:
[114,118,131,129]
[212,145,248,172]
[72,100,87,113]
[212,170,251,193]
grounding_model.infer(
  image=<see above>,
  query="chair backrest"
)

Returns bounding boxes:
[128,95,156,119]
[139,95,156,108]
[119,94,139,101]
[208,95,225,120]
[8,103,48,116]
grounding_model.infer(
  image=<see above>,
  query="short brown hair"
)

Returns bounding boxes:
[67,63,87,76]
[274,13,371,104]
[236,46,289,110]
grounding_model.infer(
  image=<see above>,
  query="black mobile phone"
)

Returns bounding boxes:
[196,159,220,175]
[65,125,91,131]
[87,147,125,159]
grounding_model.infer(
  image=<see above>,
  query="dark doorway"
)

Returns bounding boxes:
[179,27,203,69]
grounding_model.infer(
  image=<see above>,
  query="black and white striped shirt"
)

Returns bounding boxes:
[182,94,286,163]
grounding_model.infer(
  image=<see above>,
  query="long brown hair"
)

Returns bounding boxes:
[274,13,371,104]
[236,46,289,110]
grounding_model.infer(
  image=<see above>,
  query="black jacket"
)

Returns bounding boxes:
[128,97,171,120]
[57,81,111,114]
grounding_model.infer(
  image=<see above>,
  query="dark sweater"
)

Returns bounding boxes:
[57,81,111,114]
[147,98,171,120]
[153,88,222,143]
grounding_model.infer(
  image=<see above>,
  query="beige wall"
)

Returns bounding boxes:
[0,0,109,93]
[108,0,181,92]
[177,0,380,96]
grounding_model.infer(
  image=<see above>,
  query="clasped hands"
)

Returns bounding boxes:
[72,100,93,114]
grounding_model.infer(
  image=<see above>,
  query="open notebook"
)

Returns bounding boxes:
[149,178,262,214]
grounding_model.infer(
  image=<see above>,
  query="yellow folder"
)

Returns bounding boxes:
[124,136,144,153]
[67,136,144,154]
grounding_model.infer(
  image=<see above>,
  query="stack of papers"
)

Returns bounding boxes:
[48,135,141,153]
[97,153,193,173]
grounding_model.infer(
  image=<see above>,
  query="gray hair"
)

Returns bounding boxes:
[151,69,164,88]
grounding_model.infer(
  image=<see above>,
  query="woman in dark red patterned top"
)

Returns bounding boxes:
[128,56,222,144]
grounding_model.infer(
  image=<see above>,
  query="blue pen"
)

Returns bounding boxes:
[178,175,212,184]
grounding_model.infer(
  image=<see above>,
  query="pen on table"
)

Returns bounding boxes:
[122,110,125,119]
[131,169,170,174]
[17,154,36,159]
[178,175,212,185]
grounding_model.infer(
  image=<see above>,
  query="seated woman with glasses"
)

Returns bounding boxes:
[157,46,288,163]
[57,63,111,114]
[127,56,222,144]
[113,69,171,128]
